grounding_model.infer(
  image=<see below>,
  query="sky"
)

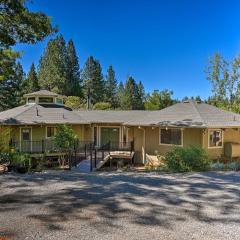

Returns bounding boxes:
[15,0,240,100]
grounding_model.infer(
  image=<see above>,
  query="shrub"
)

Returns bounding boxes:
[227,161,239,171]
[165,146,211,172]
[210,161,225,171]
[93,102,112,110]
[165,147,190,172]
[10,152,31,172]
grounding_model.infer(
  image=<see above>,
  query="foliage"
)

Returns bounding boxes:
[0,0,56,82]
[82,56,105,105]
[0,153,10,164]
[38,35,68,94]
[120,76,145,110]
[93,102,112,110]
[65,96,86,110]
[23,63,39,94]
[0,62,24,111]
[0,127,11,152]
[227,161,239,171]
[10,152,31,171]
[54,125,76,150]
[105,65,118,107]
[210,161,225,171]
[145,90,175,110]
[165,146,210,172]
[66,39,82,96]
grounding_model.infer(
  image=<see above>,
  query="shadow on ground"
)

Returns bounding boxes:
[0,170,240,237]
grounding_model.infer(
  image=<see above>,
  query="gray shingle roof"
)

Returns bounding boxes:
[1,100,240,128]
[23,90,59,97]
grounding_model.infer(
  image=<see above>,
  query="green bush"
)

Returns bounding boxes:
[211,161,225,171]
[165,146,211,172]
[227,161,239,171]
[10,152,31,172]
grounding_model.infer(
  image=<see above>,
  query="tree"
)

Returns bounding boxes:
[135,81,145,110]
[66,40,82,96]
[0,62,25,111]
[93,102,112,110]
[81,56,105,106]
[23,63,39,94]
[206,53,229,102]
[121,76,144,110]
[65,96,85,110]
[145,90,175,110]
[105,65,117,107]
[0,0,56,82]
[38,35,68,94]
[116,81,125,109]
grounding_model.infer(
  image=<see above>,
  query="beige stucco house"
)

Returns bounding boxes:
[1,90,240,163]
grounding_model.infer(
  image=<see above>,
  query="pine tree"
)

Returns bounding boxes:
[105,65,117,107]
[135,81,145,109]
[23,63,39,94]
[116,81,125,109]
[66,39,82,96]
[0,62,25,111]
[121,76,140,110]
[38,35,68,94]
[81,56,105,106]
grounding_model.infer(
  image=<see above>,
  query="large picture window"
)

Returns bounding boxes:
[208,130,223,148]
[160,128,182,146]
[39,97,54,103]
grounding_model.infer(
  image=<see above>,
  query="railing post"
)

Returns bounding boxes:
[90,144,93,172]
[42,139,45,153]
[94,148,97,168]
[85,143,87,159]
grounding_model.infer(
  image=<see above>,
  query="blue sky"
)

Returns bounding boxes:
[16,0,240,100]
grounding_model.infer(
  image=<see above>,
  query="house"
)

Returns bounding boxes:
[1,90,240,163]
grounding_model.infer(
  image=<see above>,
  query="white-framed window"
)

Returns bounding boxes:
[46,126,56,138]
[27,97,35,104]
[56,98,63,105]
[159,128,183,146]
[208,129,223,148]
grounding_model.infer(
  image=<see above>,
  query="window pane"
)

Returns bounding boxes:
[47,127,55,138]
[160,129,182,145]
[39,97,54,103]
[209,130,222,147]
[28,97,35,103]
[22,129,30,141]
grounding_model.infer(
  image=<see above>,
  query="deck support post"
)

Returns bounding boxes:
[90,144,93,172]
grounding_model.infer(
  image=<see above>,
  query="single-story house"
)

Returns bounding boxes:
[1,90,240,163]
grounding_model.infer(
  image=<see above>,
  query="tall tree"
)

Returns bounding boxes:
[0,62,25,111]
[105,65,117,107]
[135,81,145,110]
[81,56,104,106]
[121,76,143,110]
[66,39,82,96]
[0,0,56,82]
[116,81,125,109]
[23,63,39,93]
[145,90,175,110]
[38,35,68,94]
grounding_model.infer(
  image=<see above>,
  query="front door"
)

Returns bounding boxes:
[20,128,32,152]
[100,127,119,147]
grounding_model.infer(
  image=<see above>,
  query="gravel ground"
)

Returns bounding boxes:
[0,170,240,240]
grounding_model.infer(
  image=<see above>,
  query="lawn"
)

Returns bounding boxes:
[0,170,240,240]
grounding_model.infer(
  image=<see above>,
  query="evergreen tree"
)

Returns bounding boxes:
[66,39,82,96]
[0,62,25,111]
[116,81,125,109]
[23,63,39,93]
[81,56,105,106]
[122,76,142,110]
[135,81,145,109]
[38,35,68,94]
[105,65,117,107]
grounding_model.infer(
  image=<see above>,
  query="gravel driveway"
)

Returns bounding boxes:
[0,170,240,240]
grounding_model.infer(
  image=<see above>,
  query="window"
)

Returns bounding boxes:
[56,98,63,105]
[27,97,35,103]
[46,127,55,138]
[208,130,223,148]
[39,97,54,103]
[22,128,30,141]
[160,128,182,146]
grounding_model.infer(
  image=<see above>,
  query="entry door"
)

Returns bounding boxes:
[21,128,32,152]
[100,127,119,147]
